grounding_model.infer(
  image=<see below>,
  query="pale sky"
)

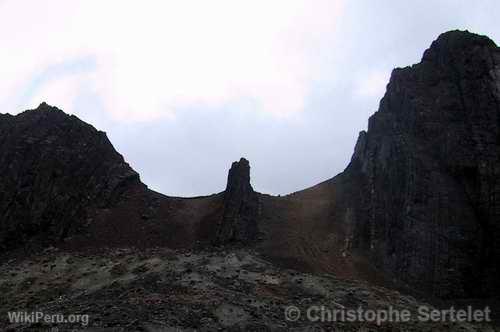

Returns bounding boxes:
[1,1,499,196]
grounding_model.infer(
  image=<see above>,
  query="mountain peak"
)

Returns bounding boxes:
[0,106,141,250]
[349,29,500,298]
[422,29,496,62]
[34,101,63,112]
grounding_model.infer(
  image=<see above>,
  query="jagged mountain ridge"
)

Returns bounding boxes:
[0,30,499,301]
[0,104,255,252]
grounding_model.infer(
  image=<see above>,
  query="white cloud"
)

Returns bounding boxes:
[355,70,391,99]
[28,69,96,114]
[0,0,344,121]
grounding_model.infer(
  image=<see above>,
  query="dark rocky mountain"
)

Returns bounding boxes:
[0,104,255,252]
[343,30,500,298]
[0,103,141,250]
[252,30,500,300]
[0,30,498,322]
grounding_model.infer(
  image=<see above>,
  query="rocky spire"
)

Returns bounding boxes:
[215,158,259,244]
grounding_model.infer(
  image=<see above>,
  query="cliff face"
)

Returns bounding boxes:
[345,30,500,298]
[0,103,141,250]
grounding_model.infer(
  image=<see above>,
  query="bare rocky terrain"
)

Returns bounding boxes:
[0,247,496,331]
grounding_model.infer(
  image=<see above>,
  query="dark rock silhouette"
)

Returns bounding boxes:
[344,30,500,298]
[0,103,141,250]
[215,158,259,244]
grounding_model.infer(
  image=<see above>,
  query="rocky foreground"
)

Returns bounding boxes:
[0,248,496,331]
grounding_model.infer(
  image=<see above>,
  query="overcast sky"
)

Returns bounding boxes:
[1,1,499,196]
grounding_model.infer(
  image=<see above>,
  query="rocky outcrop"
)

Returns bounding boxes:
[344,30,500,298]
[0,103,141,250]
[215,158,259,244]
